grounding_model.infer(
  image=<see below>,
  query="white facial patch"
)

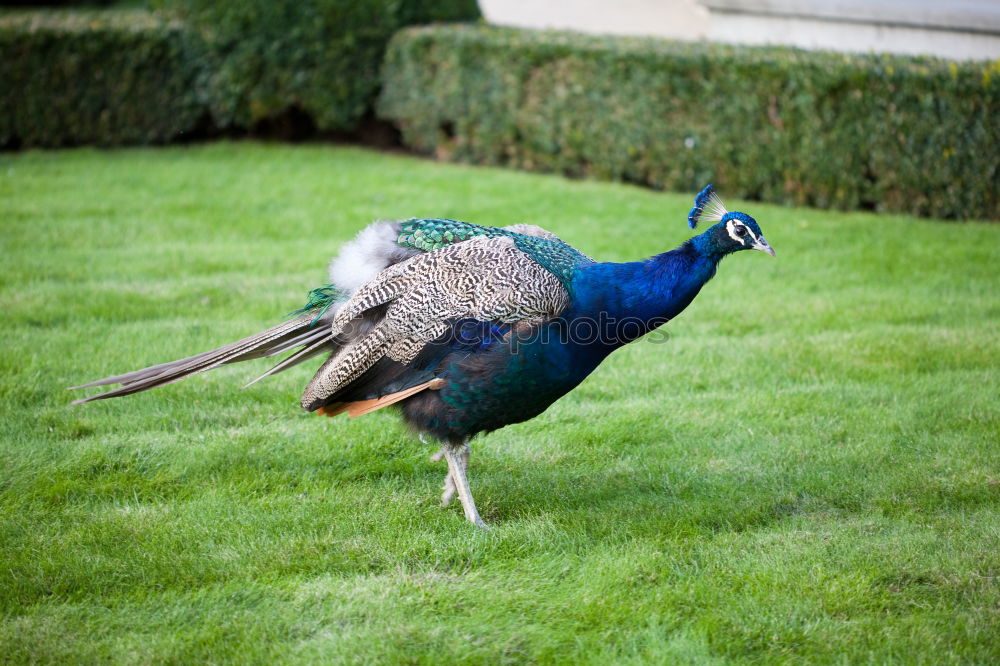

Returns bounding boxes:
[725,219,758,245]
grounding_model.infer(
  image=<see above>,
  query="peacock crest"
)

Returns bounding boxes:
[687,184,729,229]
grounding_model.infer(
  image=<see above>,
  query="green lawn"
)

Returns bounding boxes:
[2,142,999,664]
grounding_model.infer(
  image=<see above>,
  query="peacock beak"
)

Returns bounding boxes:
[752,236,775,256]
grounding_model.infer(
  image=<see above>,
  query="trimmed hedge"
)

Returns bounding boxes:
[1,1,481,147]
[379,25,1000,220]
[161,0,481,132]
[0,10,207,148]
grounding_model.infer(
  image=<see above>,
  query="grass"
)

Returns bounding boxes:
[2,142,999,664]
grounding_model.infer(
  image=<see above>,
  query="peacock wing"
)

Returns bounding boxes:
[300,235,569,411]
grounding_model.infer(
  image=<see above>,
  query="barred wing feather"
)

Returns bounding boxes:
[300,235,569,411]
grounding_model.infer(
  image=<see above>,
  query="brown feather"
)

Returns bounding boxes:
[317,378,445,419]
[69,311,340,404]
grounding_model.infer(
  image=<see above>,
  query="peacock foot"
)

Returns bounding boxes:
[423,436,486,527]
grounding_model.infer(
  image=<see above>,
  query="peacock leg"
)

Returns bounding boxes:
[424,437,456,506]
[443,440,486,528]
[440,466,457,507]
[435,445,471,507]
[438,444,471,507]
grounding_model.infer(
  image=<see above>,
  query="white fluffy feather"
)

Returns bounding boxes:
[329,220,567,296]
[328,221,410,293]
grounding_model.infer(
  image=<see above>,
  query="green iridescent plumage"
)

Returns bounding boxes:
[396,218,591,288]
[289,284,344,325]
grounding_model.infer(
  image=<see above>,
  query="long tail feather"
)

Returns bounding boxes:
[69,310,340,405]
[242,336,335,388]
[261,325,331,358]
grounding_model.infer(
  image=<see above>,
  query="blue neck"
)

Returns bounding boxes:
[565,238,722,351]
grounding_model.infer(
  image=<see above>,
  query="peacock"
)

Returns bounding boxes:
[71,185,774,528]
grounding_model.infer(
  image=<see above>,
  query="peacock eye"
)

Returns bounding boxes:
[734,225,747,237]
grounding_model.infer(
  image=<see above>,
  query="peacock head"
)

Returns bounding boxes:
[687,185,775,257]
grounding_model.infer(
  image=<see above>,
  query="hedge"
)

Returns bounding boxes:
[0,10,207,148]
[379,25,1000,220]
[159,0,481,132]
[0,1,481,147]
